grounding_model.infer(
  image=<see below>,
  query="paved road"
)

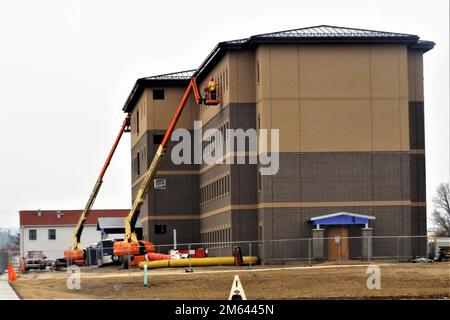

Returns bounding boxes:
[0,273,20,300]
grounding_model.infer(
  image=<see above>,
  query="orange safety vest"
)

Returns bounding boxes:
[208,81,217,91]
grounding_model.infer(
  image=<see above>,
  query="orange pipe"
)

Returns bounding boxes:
[145,252,171,261]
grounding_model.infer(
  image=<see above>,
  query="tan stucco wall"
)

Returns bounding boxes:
[131,87,198,148]
[130,93,147,147]
[199,51,256,124]
[198,54,230,124]
[256,44,410,152]
[130,44,423,151]
[408,50,424,102]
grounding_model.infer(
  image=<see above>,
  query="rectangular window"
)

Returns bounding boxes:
[224,175,228,194]
[257,60,260,85]
[48,229,56,240]
[155,224,167,234]
[153,89,165,100]
[136,152,140,176]
[154,134,164,145]
[29,229,37,240]
[257,171,262,192]
[216,180,219,198]
[136,110,140,135]
[226,67,228,90]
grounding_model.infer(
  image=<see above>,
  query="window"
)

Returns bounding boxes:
[136,152,140,176]
[29,229,37,240]
[136,110,139,135]
[48,229,56,240]
[225,67,228,90]
[257,114,261,131]
[153,134,164,145]
[257,60,260,85]
[155,224,167,234]
[153,89,165,100]
[215,180,219,198]
[257,171,262,192]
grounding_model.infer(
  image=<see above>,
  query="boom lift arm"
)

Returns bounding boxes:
[64,115,130,261]
[114,77,210,258]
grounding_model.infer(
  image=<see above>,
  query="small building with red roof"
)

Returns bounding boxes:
[19,209,129,260]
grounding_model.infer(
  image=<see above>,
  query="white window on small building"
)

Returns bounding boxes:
[29,229,37,240]
[48,229,56,240]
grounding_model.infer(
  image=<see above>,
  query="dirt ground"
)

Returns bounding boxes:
[10,262,450,300]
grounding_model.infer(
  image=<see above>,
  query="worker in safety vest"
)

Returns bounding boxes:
[207,77,218,100]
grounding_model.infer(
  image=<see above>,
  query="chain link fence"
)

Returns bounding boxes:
[1,235,433,274]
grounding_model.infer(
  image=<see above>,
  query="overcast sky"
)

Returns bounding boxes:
[0,0,448,228]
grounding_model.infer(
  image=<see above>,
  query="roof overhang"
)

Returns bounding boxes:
[311,212,375,226]
[409,40,436,53]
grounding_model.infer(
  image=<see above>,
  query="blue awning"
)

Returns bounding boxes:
[311,212,375,226]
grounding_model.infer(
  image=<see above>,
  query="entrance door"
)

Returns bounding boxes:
[327,226,349,260]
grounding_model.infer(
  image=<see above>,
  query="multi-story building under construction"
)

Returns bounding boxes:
[122,25,434,262]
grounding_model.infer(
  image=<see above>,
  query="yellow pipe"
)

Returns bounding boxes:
[139,256,259,269]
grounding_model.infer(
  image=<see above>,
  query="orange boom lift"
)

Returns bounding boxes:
[64,116,131,263]
[113,77,220,268]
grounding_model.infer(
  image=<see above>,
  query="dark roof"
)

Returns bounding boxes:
[19,209,129,226]
[142,70,195,80]
[194,25,434,79]
[123,25,434,112]
[249,25,417,39]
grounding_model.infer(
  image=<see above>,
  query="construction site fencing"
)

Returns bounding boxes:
[1,235,432,274]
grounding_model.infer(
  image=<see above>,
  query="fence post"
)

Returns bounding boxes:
[187,244,193,272]
[308,238,312,266]
[338,238,341,264]
[366,236,369,262]
[249,241,252,269]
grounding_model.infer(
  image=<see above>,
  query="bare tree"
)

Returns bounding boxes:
[431,183,450,236]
